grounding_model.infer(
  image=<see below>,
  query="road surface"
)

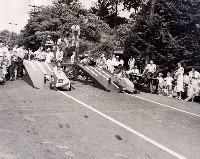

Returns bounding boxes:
[0,79,200,159]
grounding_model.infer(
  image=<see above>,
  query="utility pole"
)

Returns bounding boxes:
[113,0,119,29]
[196,24,200,54]
[145,0,156,64]
[8,23,17,45]
[71,24,80,79]
[150,0,156,24]
[29,5,39,17]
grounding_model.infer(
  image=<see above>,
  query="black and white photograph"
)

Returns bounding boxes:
[0,0,199,158]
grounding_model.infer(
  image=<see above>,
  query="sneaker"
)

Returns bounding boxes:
[178,97,182,100]
[10,77,13,81]
[168,95,172,97]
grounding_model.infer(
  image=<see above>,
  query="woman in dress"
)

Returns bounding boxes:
[128,56,135,70]
[187,68,200,97]
[174,62,184,100]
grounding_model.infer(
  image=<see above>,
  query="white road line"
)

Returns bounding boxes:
[126,93,200,118]
[36,61,48,75]
[85,66,98,76]
[112,82,199,118]
[59,91,187,159]
[90,66,109,80]
[44,62,53,72]
[29,61,37,72]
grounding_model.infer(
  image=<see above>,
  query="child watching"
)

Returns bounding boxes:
[165,72,174,97]
[157,73,164,95]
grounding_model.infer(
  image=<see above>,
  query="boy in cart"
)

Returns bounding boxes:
[50,62,71,91]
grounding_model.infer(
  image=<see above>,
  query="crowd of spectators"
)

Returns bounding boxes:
[95,54,200,102]
[0,42,64,83]
[0,43,28,82]
[1,41,200,102]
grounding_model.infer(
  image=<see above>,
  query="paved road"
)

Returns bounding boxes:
[0,80,200,159]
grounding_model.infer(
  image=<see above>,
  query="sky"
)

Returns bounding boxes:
[0,0,131,34]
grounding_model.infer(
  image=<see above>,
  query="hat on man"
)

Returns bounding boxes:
[101,54,105,57]
[159,72,163,76]
[57,38,62,45]
[47,48,51,52]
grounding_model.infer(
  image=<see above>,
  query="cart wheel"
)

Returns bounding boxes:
[44,77,46,84]
[69,85,71,91]
[50,83,52,90]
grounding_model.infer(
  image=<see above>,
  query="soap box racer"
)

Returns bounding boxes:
[50,62,71,91]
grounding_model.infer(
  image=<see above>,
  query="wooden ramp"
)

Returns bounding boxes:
[24,60,56,89]
[77,64,119,92]
[24,60,44,89]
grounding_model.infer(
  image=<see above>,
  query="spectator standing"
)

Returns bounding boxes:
[2,60,8,80]
[128,56,135,70]
[106,58,112,72]
[33,50,39,60]
[142,60,157,94]
[16,46,25,79]
[157,73,164,95]
[9,48,18,81]
[55,46,63,63]
[174,62,184,100]
[97,54,106,68]
[143,60,157,76]
[119,58,124,67]
[45,48,54,63]
[29,49,34,60]
[165,72,174,97]
[70,52,75,63]
[0,43,5,65]
[37,47,46,61]
[114,56,121,74]
[187,68,200,97]
[109,55,117,74]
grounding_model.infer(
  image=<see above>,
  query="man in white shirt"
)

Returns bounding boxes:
[127,65,140,75]
[56,46,63,63]
[37,47,45,61]
[2,44,9,55]
[119,58,124,67]
[0,43,5,65]
[142,60,157,93]
[146,60,156,74]
[71,52,75,63]
[71,24,80,41]
[45,48,54,63]
[115,56,121,66]
[97,54,106,68]
[16,46,25,79]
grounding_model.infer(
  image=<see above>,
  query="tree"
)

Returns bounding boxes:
[123,0,200,72]
[18,2,119,57]
[0,30,18,48]
[91,0,129,28]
